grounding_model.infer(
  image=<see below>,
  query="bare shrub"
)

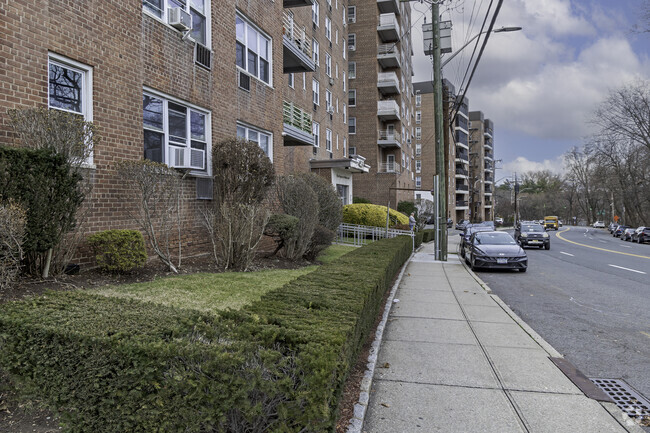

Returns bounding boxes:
[275,176,318,260]
[299,173,341,260]
[7,108,99,277]
[116,160,183,273]
[201,137,274,271]
[0,201,26,291]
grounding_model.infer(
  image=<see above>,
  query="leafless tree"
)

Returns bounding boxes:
[0,201,26,291]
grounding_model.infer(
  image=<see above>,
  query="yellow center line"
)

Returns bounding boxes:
[555,227,650,260]
[642,331,650,339]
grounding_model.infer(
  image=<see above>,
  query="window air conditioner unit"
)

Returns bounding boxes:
[348,17,355,24]
[168,7,192,32]
[169,146,191,169]
[329,77,334,86]
[238,70,250,91]
[326,105,334,114]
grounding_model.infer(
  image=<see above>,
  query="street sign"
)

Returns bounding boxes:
[614,215,619,222]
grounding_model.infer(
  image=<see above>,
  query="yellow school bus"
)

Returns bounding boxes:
[544,216,559,230]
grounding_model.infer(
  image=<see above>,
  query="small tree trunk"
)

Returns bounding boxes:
[42,248,53,279]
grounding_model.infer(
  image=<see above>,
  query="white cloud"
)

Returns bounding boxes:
[502,156,566,177]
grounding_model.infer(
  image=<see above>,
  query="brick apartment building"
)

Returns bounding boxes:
[346,0,416,206]
[469,111,495,222]
[0,0,364,260]
[412,79,471,225]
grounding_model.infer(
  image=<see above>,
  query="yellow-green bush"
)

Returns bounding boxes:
[342,203,409,228]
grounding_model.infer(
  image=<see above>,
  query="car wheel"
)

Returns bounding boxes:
[460,248,465,258]
[470,257,477,271]
[520,267,527,273]
[544,243,550,250]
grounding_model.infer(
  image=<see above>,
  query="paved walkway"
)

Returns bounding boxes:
[352,240,643,433]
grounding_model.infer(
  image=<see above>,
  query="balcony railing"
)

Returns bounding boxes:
[455,184,469,192]
[455,167,468,176]
[378,162,400,174]
[456,149,469,161]
[484,186,493,194]
[484,127,493,137]
[378,130,401,142]
[456,200,468,207]
[283,101,312,134]
[282,11,314,73]
[377,99,400,120]
[377,71,399,94]
[377,13,400,42]
[484,151,494,160]
[377,44,401,68]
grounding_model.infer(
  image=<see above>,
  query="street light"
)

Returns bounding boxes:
[441,26,522,68]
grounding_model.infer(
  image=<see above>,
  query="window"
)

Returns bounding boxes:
[325,53,332,77]
[416,110,421,124]
[313,122,320,147]
[349,117,356,134]
[237,123,272,160]
[312,1,319,27]
[402,151,405,167]
[48,54,93,163]
[343,71,346,91]
[288,73,294,88]
[325,16,331,42]
[143,0,210,46]
[312,39,319,65]
[342,36,346,59]
[143,90,211,171]
[335,63,339,78]
[416,127,421,139]
[342,104,346,124]
[348,34,356,51]
[326,128,332,152]
[236,13,271,84]
[348,61,356,79]
[415,93,421,107]
[325,89,332,110]
[312,79,320,106]
[416,143,421,155]
[416,176,422,189]
[349,145,356,156]
[303,72,306,90]
[347,6,356,23]
[416,160,421,173]
[343,138,347,157]
[348,89,356,106]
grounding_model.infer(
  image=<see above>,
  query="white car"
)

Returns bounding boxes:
[593,221,605,228]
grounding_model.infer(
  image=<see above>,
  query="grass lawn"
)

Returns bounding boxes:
[94,244,356,313]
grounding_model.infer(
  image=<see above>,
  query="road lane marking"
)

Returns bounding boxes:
[556,228,650,260]
[642,332,650,340]
[599,240,608,244]
[620,245,631,248]
[608,264,647,274]
[560,252,574,257]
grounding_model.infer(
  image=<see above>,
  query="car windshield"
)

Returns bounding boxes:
[521,224,544,232]
[475,232,517,245]
[466,227,491,237]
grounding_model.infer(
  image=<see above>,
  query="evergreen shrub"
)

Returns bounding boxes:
[342,203,409,227]
[87,230,147,273]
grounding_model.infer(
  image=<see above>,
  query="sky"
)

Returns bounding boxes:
[410,0,650,184]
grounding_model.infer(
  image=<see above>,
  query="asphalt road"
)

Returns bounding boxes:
[459,226,650,405]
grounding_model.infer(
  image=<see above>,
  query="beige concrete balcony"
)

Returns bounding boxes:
[377,99,400,120]
[377,71,400,95]
[377,44,401,68]
[283,0,313,6]
[377,13,400,42]
[282,101,314,146]
[377,130,401,148]
[377,0,399,14]
[282,11,315,73]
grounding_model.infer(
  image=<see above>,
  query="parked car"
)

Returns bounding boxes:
[465,231,528,272]
[592,221,605,228]
[613,225,629,237]
[479,221,495,230]
[455,219,470,231]
[447,218,453,228]
[631,227,650,244]
[621,228,636,241]
[608,222,617,233]
[495,217,504,226]
[514,223,550,249]
[458,225,493,258]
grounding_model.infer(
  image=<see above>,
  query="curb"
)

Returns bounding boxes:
[345,251,414,433]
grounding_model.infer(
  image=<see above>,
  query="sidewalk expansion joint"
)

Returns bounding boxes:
[373,378,585,396]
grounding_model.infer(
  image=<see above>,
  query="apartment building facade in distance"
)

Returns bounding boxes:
[346,0,416,206]
[469,111,496,222]
[0,0,359,262]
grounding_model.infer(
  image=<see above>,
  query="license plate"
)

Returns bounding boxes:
[529,240,540,244]
[497,258,508,264]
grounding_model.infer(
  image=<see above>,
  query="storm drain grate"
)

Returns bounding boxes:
[590,378,650,420]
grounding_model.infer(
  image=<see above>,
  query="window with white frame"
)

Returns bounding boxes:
[416,127,421,139]
[343,71,346,91]
[143,90,211,171]
[143,0,210,46]
[416,159,421,173]
[325,16,331,42]
[312,1,319,26]
[415,93,421,107]
[303,72,306,90]
[348,61,356,79]
[313,79,320,105]
[416,176,421,189]
[312,39,319,65]
[236,13,271,84]
[348,89,356,106]
[416,142,421,155]
[237,123,272,160]
[326,128,332,152]
[349,117,356,134]
[342,104,346,123]
[48,54,93,163]
[342,36,346,59]
[325,53,332,77]
[335,63,339,78]
[402,151,405,167]
[416,110,421,124]
[335,29,338,45]
[348,33,356,51]
[288,73,294,88]
[325,89,332,110]
[343,138,347,157]
[347,6,356,23]
[313,122,320,147]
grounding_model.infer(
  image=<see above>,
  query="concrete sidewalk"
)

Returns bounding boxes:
[350,240,643,433]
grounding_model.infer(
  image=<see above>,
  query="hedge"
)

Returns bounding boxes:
[87,229,147,273]
[421,229,435,243]
[0,236,413,432]
[342,203,409,228]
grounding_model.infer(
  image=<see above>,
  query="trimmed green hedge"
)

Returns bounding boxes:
[342,203,408,228]
[0,236,413,432]
[87,229,147,273]
[421,229,435,243]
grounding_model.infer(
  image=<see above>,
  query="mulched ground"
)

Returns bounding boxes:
[0,253,390,432]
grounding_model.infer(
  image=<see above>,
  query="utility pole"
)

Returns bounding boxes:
[432,1,447,261]
[514,172,519,227]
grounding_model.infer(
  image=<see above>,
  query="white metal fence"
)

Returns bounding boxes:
[336,223,415,249]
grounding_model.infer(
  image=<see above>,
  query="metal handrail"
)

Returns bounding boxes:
[378,43,399,55]
[283,11,312,58]
[378,130,400,141]
[283,101,312,134]
[336,222,415,249]
[378,162,400,173]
